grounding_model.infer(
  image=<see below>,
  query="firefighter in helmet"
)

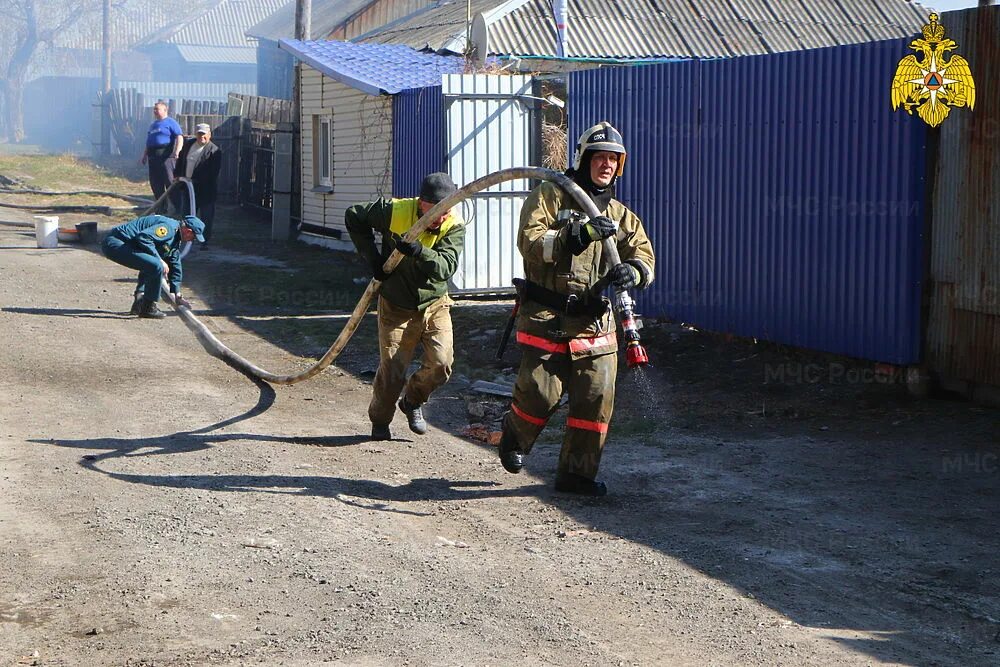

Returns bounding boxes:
[498,122,655,496]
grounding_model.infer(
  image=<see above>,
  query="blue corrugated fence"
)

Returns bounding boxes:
[392,86,446,197]
[571,39,927,364]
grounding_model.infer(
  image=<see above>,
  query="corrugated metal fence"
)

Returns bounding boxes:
[392,86,446,197]
[394,76,537,293]
[926,6,1000,390]
[571,39,927,364]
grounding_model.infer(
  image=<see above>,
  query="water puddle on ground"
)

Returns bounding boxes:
[0,602,46,627]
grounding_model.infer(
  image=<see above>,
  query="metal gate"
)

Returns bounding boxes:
[443,74,536,293]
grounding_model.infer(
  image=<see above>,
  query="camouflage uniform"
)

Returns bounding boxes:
[503,182,655,480]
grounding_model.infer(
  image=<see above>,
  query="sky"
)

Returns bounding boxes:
[925,0,986,11]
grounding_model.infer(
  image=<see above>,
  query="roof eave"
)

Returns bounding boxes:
[279,38,386,95]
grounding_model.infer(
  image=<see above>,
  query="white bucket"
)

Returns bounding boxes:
[34,215,59,249]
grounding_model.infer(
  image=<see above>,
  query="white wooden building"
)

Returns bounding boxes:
[279,39,464,250]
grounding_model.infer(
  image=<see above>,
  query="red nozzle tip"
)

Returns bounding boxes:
[626,343,650,368]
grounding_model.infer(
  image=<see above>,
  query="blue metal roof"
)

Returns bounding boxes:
[278,39,465,95]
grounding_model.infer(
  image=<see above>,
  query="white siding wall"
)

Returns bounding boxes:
[300,65,323,229]
[298,64,393,243]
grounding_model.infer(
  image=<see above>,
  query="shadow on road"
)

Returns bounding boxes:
[65,471,539,516]
[37,431,539,515]
[3,306,132,319]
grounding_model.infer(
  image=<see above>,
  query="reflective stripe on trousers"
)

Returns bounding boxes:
[503,343,616,480]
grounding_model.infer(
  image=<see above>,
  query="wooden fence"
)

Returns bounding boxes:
[227,93,293,125]
[102,89,295,214]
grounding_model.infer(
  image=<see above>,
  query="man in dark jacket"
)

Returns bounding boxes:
[101,214,205,319]
[345,173,465,441]
[174,123,222,247]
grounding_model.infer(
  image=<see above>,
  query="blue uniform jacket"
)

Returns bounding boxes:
[111,215,185,293]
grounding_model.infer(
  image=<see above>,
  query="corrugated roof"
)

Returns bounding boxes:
[357,0,929,59]
[247,0,374,41]
[356,0,500,51]
[117,80,258,102]
[53,0,195,50]
[177,44,258,64]
[278,39,465,95]
[142,0,286,47]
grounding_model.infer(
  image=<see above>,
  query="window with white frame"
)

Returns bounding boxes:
[313,115,332,188]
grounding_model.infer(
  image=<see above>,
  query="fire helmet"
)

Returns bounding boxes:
[571,122,627,177]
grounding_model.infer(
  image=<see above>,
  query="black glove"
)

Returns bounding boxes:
[370,261,389,282]
[568,215,617,256]
[581,215,616,243]
[609,263,640,291]
[395,238,423,258]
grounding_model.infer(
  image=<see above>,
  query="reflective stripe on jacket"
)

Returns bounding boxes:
[345,197,466,311]
[515,182,656,356]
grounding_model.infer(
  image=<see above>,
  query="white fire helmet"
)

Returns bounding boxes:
[571,122,627,177]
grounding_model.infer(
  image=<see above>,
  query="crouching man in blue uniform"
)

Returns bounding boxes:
[101,214,205,319]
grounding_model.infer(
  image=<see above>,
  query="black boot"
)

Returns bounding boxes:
[554,472,608,497]
[498,430,524,474]
[371,423,391,441]
[129,292,143,316]
[139,299,166,319]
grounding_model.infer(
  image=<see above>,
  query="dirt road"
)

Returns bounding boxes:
[1,210,997,666]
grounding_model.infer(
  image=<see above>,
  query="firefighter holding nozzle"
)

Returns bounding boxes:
[498,122,656,496]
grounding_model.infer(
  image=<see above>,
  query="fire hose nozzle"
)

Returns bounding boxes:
[615,290,650,367]
[625,341,650,368]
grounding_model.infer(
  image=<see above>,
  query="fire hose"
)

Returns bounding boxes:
[157,167,649,385]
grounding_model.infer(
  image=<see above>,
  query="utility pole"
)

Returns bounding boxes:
[100,0,111,155]
[292,0,311,120]
[466,0,472,60]
[295,0,311,41]
[274,0,311,241]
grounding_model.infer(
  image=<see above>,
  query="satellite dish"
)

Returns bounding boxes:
[471,13,489,65]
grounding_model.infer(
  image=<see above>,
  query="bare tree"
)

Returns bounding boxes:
[0,0,98,142]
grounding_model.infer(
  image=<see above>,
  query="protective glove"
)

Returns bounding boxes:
[581,215,616,243]
[370,261,389,282]
[395,238,424,258]
[609,263,641,291]
[568,215,617,256]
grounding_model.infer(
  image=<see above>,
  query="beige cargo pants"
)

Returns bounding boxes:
[503,345,617,480]
[369,295,454,427]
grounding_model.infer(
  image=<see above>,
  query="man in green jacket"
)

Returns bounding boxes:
[346,173,465,441]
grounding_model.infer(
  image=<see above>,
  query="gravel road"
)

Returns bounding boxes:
[1,211,997,666]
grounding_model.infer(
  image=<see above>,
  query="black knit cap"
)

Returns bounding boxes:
[419,172,458,203]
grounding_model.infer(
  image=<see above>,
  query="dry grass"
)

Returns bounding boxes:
[542,120,568,170]
[0,152,149,216]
